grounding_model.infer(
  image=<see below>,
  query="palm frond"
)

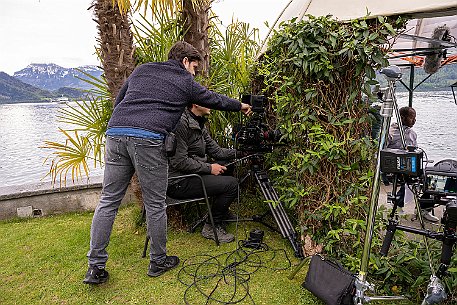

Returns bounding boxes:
[74,69,111,99]
[43,74,111,186]
[132,8,184,64]
[42,129,93,185]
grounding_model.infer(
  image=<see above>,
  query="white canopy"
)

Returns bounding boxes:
[261,0,457,62]
[273,0,457,23]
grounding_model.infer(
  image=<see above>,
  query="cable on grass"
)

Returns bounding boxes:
[177,242,291,305]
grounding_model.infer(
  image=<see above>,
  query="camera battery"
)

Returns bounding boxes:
[380,148,423,177]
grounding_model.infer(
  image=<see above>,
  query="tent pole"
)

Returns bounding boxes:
[409,65,414,107]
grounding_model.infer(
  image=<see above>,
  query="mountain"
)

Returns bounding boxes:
[0,72,53,103]
[13,63,103,91]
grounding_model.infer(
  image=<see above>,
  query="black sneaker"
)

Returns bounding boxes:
[147,256,180,277]
[83,265,109,285]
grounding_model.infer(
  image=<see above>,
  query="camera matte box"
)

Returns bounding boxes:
[380,148,424,177]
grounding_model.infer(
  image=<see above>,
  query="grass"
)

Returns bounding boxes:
[0,195,416,305]
[0,202,321,305]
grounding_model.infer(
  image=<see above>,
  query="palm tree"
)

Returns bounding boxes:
[90,0,136,99]
[43,0,215,188]
[182,0,212,77]
[92,0,212,96]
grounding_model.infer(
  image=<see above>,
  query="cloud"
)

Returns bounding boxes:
[1,0,289,75]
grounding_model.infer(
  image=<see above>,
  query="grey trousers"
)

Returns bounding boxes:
[87,135,168,267]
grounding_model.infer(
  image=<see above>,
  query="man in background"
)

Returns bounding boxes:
[167,104,239,243]
[387,106,438,222]
[84,41,252,284]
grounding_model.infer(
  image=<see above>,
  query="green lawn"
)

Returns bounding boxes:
[0,203,320,305]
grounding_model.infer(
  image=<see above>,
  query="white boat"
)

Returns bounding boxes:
[51,97,70,104]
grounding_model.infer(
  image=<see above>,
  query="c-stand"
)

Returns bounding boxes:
[231,153,304,258]
[352,65,409,304]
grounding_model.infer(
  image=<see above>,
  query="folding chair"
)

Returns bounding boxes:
[141,174,219,258]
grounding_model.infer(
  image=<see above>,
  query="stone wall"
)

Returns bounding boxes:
[0,177,136,220]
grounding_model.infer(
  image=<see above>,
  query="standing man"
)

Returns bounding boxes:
[167,104,239,243]
[84,41,252,284]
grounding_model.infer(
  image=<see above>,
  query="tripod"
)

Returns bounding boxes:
[233,153,304,258]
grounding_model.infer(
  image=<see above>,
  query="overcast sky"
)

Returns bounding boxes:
[0,0,289,75]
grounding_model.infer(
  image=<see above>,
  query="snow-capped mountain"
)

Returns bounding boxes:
[13,63,103,91]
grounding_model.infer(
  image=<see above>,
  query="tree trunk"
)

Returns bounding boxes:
[93,0,136,99]
[93,0,143,204]
[182,0,211,78]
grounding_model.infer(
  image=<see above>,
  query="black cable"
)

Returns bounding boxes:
[177,242,291,305]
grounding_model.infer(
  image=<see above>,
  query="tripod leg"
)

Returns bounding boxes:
[288,257,310,280]
[254,171,304,258]
[255,172,295,236]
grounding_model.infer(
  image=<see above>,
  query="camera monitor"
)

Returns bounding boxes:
[241,94,266,113]
[426,174,457,194]
[424,159,457,195]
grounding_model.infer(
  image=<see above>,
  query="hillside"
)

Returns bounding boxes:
[402,64,457,91]
[0,72,53,103]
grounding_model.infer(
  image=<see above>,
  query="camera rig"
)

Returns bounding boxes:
[355,65,456,305]
[380,156,457,304]
[229,95,303,258]
[232,95,282,152]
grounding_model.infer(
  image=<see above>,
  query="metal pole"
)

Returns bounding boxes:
[409,65,414,107]
[358,106,391,278]
[356,79,397,304]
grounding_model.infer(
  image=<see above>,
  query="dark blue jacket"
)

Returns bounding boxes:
[108,60,241,135]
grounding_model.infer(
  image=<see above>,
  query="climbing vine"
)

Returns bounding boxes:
[259,15,405,250]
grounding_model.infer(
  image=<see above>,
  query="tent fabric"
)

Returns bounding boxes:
[261,0,457,59]
[275,0,457,24]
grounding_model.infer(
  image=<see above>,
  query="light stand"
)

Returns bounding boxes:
[355,65,409,304]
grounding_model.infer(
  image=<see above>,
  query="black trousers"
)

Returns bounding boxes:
[396,184,433,210]
[167,175,238,224]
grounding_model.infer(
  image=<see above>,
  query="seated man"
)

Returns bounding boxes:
[387,106,438,222]
[167,104,238,243]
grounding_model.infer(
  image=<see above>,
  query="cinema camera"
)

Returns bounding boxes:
[233,95,282,152]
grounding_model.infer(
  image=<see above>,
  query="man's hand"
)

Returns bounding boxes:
[240,103,252,115]
[211,163,227,175]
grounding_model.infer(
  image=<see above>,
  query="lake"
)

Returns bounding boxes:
[0,91,456,187]
[0,101,104,187]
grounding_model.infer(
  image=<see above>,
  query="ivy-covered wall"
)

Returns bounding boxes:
[259,15,402,254]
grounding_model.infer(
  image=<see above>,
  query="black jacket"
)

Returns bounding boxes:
[108,60,241,135]
[169,109,236,181]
